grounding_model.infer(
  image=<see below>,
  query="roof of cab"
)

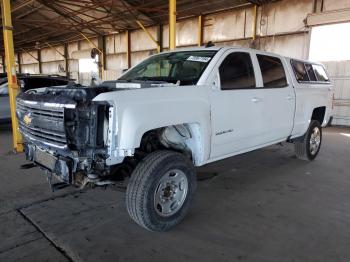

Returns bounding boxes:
[167,45,323,65]
[164,45,275,55]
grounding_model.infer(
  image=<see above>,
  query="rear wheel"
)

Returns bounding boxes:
[126,150,197,231]
[294,120,322,161]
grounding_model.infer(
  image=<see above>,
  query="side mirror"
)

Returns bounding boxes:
[122,68,128,73]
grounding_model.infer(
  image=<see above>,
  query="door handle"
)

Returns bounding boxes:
[285,95,294,100]
[251,97,263,103]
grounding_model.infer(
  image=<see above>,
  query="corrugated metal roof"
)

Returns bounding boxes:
[0,0,274,51]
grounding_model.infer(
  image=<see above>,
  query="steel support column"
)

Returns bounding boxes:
[198,15,203,47]
[169,0,176,50]
[80,33,104,80]
[98,35,106,79]
[1,0,23,152]
[126,30,131,69]
[37,49,42,73]
[64,43,69,78]
[252,5,257,41]
[158,24,163,52]
[17,53,22,74]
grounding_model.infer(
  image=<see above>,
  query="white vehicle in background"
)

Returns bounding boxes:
[16,46,332,231]
[0,77,11,123]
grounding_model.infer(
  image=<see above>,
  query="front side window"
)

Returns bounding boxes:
[219,52,255,90]
[291,60,309,82]
[119,51,217,86]
[313,64,329,82]
[257,55,287,88]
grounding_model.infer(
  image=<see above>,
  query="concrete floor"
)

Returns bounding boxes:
[1,123,350,262]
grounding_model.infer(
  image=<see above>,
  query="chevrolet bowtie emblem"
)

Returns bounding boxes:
[23,114,32,126]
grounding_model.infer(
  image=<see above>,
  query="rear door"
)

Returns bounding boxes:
[209,50,265,159]
[254,53,295,142]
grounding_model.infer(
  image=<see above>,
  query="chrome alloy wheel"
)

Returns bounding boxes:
[309,126,321,155]
[154,169,188,217]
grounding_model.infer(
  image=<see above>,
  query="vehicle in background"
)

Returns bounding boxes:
[18,74,72,92]
[0,77,11,123]
[0,74,72,123]
[16,46,332,231]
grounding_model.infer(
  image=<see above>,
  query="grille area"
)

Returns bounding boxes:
[17,100,67,148]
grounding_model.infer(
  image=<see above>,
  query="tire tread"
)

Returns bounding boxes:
[294,120,322,161]
[126,150,195,231]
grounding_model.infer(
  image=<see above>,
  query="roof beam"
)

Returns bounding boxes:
[11,0,35,12]
[15,4,43,19]
[37,0,104,35]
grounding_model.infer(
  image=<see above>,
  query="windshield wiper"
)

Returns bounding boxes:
[126,76,184,86]
[132,76,171,83]
[134,76,156,81]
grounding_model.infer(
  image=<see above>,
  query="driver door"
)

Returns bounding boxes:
[209,51,264,159]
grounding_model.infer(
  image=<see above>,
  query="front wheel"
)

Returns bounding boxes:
[294,120,322,161]
[126,150,197,232]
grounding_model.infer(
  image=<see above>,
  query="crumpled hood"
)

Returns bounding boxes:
[18,85,116,105]
[17,80,179,106]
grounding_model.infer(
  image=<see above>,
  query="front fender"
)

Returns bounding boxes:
[94,86,211,166]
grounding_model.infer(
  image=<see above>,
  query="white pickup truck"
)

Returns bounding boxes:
[16,46,332,231]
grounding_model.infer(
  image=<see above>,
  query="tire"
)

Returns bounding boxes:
[126,150,197,232]
[294,120,322,161]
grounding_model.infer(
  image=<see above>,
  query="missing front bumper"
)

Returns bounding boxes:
[25,144,73,184]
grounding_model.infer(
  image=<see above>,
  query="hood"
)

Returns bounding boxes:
[17,80,180,106]
[18,84,115,105]
[102,80,180,89]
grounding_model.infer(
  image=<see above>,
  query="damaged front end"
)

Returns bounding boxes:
[16,85,118,188]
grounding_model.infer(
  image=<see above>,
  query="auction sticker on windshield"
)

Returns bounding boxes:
[187,56,212,63]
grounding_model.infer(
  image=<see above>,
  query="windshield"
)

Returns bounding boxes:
[119,50,217,85]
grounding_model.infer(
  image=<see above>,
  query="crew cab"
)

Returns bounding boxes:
[16,46,332,231]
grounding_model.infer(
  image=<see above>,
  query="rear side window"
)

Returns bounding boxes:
[257,55,287,88]
[313,64,329,82]
[291,60,330,84]
[219,52,255,90]
[305,64,317,81]
[291,60,309,82]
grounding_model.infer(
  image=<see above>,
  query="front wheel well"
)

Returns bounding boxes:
[311,106,326,124]
[109,124,202,182]
[138,123,203,164]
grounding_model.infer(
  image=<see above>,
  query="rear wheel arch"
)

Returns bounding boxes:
[294,120,322,161]
[311,106,326,125]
